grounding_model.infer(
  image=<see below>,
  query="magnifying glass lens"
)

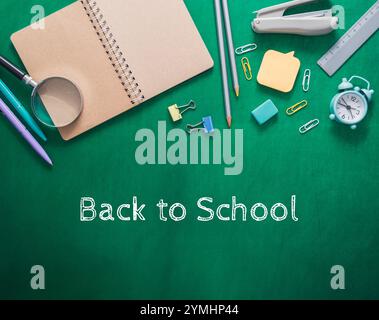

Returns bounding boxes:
[32,77,83,128]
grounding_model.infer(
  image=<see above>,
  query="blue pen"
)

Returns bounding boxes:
[0,79,47,141]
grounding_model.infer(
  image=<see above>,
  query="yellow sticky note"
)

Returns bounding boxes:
[257,50,301,93]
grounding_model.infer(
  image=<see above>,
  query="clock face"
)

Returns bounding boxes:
[334,91,367,124]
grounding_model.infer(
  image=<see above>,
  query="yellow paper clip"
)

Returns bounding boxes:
[286,100,308,116]
[168,100,196,122]
[299,119,320,134]
[241,57,252,81]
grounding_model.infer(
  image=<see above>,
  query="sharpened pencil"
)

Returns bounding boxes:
[221,0,239,98]
[214,0,232,128]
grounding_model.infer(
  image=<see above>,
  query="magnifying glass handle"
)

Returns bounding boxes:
[0,56,38,88]
[0,55,27,80]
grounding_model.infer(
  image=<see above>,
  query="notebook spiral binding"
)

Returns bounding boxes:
[80,0,145,104]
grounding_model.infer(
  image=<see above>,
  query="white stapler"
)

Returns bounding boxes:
[252,0,339,36]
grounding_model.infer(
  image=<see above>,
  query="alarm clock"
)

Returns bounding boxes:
[329,76,374,130]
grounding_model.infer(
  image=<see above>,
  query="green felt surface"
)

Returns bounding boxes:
[0,0,378,299]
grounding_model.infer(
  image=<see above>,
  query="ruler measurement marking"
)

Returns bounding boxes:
[318,1,379,76]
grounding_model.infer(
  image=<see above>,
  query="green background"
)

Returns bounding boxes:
[1,0,378,300]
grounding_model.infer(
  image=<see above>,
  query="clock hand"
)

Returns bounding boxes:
[337,102,349,108]
[341,97,352,108]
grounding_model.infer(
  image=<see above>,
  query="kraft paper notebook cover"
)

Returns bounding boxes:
[11,0,214,140]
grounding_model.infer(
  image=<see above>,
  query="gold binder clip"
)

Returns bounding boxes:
[286,100,308,116]
[168,100,196,122]
[241,57,252,81]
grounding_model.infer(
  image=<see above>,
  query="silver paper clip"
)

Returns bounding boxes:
[302,69,311,92]
[235,43,258,55]
[299,119,319,134]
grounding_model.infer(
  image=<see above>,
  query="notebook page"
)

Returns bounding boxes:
[94,0,214,100]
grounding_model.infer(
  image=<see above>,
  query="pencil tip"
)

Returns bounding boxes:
[235,87,240,97]
[227,117,232,128]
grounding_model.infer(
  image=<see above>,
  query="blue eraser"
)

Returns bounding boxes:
[251,99,279,125]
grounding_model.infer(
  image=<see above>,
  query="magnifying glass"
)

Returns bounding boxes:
[0,55,83,128]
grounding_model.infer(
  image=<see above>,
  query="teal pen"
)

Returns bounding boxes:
[0,79,47,141]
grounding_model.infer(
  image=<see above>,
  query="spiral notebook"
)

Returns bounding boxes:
[11,0,214,140]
